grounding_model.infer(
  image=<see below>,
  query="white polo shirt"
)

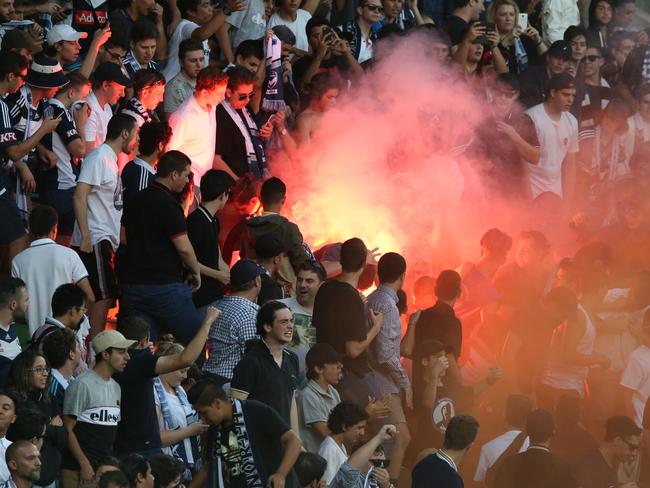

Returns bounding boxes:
[525,103,578,198]
[84,90,113,150]
[267,10,312,52]
[474,430,530,482]
[11,238,88,335]
[167,95,217,187]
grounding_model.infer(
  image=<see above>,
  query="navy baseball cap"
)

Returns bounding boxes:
[230,259,265,287]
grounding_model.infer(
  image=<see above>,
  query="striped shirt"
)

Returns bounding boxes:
[121,157,155,204]
[203,296,259,380]
[123,50,161,80]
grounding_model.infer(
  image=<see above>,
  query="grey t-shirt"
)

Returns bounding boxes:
[298,380,341,453]
[226,0,266,49]
[63,369,121,468]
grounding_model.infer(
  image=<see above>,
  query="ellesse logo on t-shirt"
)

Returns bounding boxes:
[78,406,120,425]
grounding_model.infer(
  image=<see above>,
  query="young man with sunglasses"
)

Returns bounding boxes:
[215,65,273,179]
[338,0,381,64]
[573,45,612,141]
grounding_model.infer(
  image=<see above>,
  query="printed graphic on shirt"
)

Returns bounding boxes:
[431,396,455,433]
[78,405,121,425]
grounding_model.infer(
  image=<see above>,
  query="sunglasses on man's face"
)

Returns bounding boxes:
[364,4,383,12]
[584,54,602,62]
[237,91,255,101]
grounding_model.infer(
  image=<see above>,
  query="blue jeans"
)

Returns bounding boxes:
[119,282,202,344]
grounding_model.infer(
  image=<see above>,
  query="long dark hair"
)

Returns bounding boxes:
[9,351,51,401]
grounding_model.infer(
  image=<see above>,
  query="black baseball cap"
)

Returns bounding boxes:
[306,343,342,372]
[230,259,265,287]
[92,62,131,86]
[548,72,576,91]
[548,40,573,61]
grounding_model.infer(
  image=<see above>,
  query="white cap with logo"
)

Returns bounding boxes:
[46,24,88,45]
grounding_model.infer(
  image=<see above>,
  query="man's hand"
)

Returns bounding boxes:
[371,467,391,488]
[38,146,58,168]
[366,246,380,265]
[366,396,390,421]
[39,2,61,14]
[227,0,247,12]
[41,116,62,134]
[204,306,221,324]
[79,234,93,254]
[50,415,63,426]
[267,473,286,488]
[463,21,485,44]
[404,387,414,410]
[16,164,36,193]
[187,269,201,292]
[260,120,274,139]
[486,30,499,48]
[80,460,95,484]
[151,2,164,20]
[377,424,397,441]
[496,121,517,139]
[91,24,112,48]
[189,419,210,436]
[524,26,542,44]
[369,309,383,330]
[73,102,90,128]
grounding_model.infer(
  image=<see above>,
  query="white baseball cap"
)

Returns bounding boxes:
[47,24,88,45]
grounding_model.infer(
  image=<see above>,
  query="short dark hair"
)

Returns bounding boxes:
[187,378,229,407]
[305,17,329,37]
[260,177,286,207]
[377,252,406,284]
[505,395,533,429]
[117,315,150,341]
[605,416,642,442]
[435,270,461,300]
[104,36,129,52]
[452,0,471,9]
[150,454,185,488]
[526,409,554,443]
[294,452,327,487]
[256,301,290,336]
[340,238,367,273]
[156,150,191,178]
[196,66,228,93]
[96,456,121,469]
[298,261,326,282]
[235,39,264,61]
[51,283,85,317]
[327,401,368,434]
[132,68,165,98]
[177,0,202,18]
[200,169,235,202]
[563,25,587,42]
[137,121,172,157]
[131,17,159,43]
[6,407,47,442]
[106,113,136,141]
[309,72,342,100]
[519,230,550,251]
[120,454,149,487]
[443,414,480,450]
[42,327,77,370]
[0,278,26,309]
[178,37,204,61]
[5,440,34,465]
[98,470,129,488]
[0,52,28,82]
[58,72,89,95]
[29,204,58,237]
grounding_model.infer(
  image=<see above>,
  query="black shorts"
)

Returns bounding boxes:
[0,193,26,245]
[74,240,118,301]
[42,188,76,235]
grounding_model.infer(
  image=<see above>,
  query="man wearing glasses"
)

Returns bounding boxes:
[338,0,382,64]
[575,416,641,488]
[215,65,273,180]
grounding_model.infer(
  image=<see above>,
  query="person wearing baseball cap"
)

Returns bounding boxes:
[519,40,572,108]
[1,29,38,62]
[299,343,343,453]
[85,63,131,151]
[62,329,135,478]
[45,24,88,72]
[525,72,578,201]
[203,259,265,382]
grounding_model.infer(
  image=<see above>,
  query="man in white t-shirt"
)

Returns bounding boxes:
[525,72,579,204]
[167,66,228,189]
[474,394,532,483]
[11,205,94,335]
[84,63,130,153]
[72,113,139,338]
[280,262,324,383]
[267,0,312,53]
[0,393,16,483]
[164,0,244,81]
[621,310,650,427]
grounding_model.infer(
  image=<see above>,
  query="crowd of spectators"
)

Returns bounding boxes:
[0,0,649,486]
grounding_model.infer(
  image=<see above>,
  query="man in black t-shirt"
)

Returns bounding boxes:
[188,379,302,488]
[445,0,484,45]
[118,150,203,344]
[313,237,382,407]
[114,306,219,457]
[575,416,641,488]
[187,169,234,312]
